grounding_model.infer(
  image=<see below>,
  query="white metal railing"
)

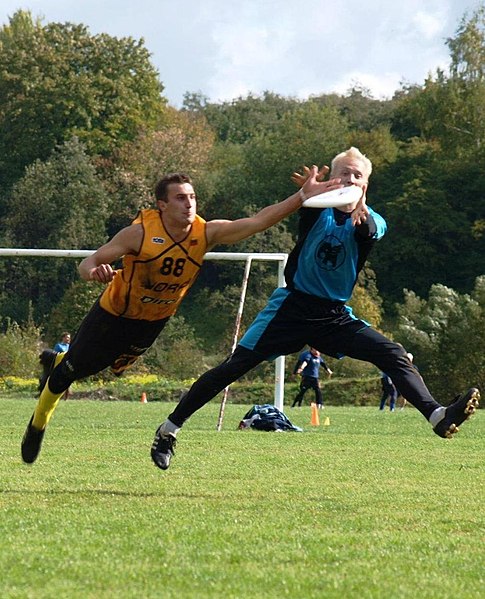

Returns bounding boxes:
[0,248,288,411]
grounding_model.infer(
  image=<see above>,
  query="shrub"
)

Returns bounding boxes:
[0,316,43,378]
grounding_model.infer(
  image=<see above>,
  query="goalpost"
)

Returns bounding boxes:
[0,248,289,415]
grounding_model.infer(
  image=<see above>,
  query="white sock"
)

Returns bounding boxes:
[160,419,180,436]
[429,407,446,427]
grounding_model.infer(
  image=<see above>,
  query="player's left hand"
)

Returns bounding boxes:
[291,164,329,186]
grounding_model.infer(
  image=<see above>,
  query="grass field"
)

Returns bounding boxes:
[0,397,483,599]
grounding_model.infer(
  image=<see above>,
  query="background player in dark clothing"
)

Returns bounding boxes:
[292,347,333,408]
[379,372,398,411]
[151,147,480,471]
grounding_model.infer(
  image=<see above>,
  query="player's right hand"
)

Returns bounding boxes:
[90,264,116,283]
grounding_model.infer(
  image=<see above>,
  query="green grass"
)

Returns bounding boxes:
[0,398,483,598]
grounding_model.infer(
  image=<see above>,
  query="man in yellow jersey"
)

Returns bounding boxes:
[21,169,345,464]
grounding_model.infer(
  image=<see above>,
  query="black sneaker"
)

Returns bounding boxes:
[38,349,58,394]
[151,427,176,470]
[21,415,45,464]
[433,388,480,438]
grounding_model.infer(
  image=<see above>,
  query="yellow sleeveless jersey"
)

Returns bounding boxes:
[100,209,208,321]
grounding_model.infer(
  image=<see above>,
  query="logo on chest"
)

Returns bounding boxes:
[315,234,346,271]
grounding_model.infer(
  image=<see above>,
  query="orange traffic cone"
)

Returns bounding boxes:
[310,402,320,426]
[140,392,147,403]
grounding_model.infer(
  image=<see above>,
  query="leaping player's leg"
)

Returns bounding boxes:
[340,326,480,438]
[21,301,158,465]
[151,288,315,471]
[151,346,263,470]
[21,351,70,464]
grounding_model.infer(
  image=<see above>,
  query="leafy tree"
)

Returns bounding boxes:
[44,279,101,344]
[4,137,108,249]
[348,126,399,169]
[314,85,397,132]
[389,85,425,142]
[348,267,384,330]
[0,138,109,322]
[142,315,211,379]
[191,91,301,144]
[0,10,165,197]
[448,5,485,81]
[181,91,210,112]
[95,162,153,239]
[372,137,485,305]
[0,313,42,378]
[115,108,215,192]
[395,277,485,397]
[389,7,485,155]
[204,101,349,220]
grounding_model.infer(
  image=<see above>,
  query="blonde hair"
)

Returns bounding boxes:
[331,147,372,179]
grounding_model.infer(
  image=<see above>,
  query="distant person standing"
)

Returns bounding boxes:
[53,332,71,353]
[52,332,72,399]
[379,372,398,412]
[380,353,416,411]
[292,347,333,408]
[38,332,71,396]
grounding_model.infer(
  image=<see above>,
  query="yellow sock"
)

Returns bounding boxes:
[32,352,68,430]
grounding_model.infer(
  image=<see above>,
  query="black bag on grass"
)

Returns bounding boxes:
[238,404,302,432]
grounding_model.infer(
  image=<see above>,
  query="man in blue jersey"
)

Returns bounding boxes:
[292,347,333,408]
[151,147,480,470]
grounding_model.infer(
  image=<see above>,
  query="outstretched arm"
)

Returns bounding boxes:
[206,166,342,248]
[320,357,333,376]
[78,224,143,283]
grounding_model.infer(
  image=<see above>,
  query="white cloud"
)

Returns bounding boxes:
[413,10,446,39]
[0,0,480,105]
[330,71,405,99]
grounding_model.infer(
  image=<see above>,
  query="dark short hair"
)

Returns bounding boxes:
[154,173,192,201]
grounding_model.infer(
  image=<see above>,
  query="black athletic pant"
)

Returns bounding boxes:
[292,376,322,407]
[168,326,441,427]
[48,300,168,394]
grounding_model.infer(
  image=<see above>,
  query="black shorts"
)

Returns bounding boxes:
[239,288,367,359]
[64,300,169,379]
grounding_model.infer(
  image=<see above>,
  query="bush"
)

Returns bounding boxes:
[0,317,42,378]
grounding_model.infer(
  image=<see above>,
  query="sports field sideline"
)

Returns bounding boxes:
[1,398,483,598]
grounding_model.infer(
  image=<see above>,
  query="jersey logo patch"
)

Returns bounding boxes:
[315,235,346,270]
[152,237,165,244]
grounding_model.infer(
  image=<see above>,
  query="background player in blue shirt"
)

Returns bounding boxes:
[292,347,333,408]
[53,332,71,354]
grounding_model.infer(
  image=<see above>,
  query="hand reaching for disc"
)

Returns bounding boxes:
[350,188,369,226]
[291,164,329,186]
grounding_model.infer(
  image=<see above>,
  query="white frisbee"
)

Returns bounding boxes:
[302,185,362,208]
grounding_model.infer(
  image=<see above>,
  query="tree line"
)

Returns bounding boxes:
[0,7,484,398]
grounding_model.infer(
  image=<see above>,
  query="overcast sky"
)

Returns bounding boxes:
[1,1,481,107]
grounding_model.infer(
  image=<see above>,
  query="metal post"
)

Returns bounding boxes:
[216,257,253,431]
[274,256,288,411]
